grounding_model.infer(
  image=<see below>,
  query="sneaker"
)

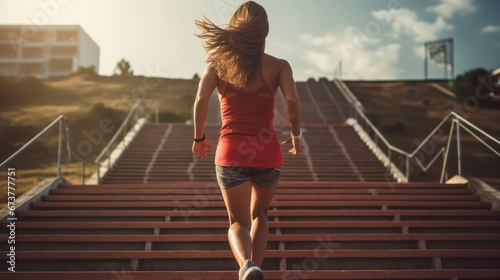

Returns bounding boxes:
[239,259,263,280]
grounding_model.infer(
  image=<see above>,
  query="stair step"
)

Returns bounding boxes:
[4,233,500,243]
[3,249,500,274]
[4,80,498,278]
[29,200,491,209]
[2,269,500,280]
[16,209,500,219]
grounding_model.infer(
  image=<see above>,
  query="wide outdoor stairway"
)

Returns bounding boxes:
[1,80,500,279]
[103,123,392,184]
[1,181,500,279]
[104,80,390,184]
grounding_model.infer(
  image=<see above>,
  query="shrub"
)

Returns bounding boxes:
[454,68,496,105]
[0,76,46,106]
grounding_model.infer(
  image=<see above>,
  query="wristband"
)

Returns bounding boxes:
[291,130,302,140]
[194,133,206,143]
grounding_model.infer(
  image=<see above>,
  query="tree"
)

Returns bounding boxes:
[114,59,133,76]
[454,68,496,105]
[193,73,200,80]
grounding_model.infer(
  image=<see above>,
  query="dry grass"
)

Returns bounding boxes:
[1,74,198,126]
[0,162,94,209]
[346,81,500,189]
[3,76,498,209]
[0,74,198,210]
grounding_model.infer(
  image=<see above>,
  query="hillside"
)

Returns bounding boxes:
[0,74,199,208]
[345,80,500,189]
[1,74,198,127]
[2,76,499,209]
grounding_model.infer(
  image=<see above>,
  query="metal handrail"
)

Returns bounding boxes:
[334,80,364,111]
[431,112,500,182]
[94,100,142,164]
[90,99,159,184]
[333,80,410,179]
[148,101,160,124]
[335,79,500,182]
[0,115,69,177]
[93,99,142,184]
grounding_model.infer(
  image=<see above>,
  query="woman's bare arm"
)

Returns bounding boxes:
[278,60,302,155]
[192,65,217,158]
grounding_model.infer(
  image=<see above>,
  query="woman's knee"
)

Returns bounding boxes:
[228,215,251,229]
[251,210,268,221]
[251,186,276,220]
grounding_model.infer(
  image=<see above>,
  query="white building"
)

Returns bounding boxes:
[0,25,99,78]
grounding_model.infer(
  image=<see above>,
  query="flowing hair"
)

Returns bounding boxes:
[196,1,269,89]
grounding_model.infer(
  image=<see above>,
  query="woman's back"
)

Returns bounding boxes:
[216,53,282,96]
[215,53,284,168]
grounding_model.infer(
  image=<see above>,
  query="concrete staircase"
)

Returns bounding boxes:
[1,181,500,279]
[1,80,500,279]
[102,123,392,184]
[103,79,390,184]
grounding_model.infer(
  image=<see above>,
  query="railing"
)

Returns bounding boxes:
[0,115,70,177]
[335,79,500,183]
[84,99,159,184]
[148,101,160,124]
[0,100,159,186]
[399,111,500,182]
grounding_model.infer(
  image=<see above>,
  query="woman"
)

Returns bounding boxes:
[192,2,301,279]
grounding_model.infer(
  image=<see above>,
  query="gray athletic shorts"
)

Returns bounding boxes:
[215,165,282,190]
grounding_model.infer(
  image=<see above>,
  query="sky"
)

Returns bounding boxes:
[1,0,499,81]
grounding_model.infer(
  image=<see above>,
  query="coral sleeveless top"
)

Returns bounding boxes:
[215,54,283,168]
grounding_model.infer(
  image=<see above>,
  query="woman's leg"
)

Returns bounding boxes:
[220,180,254,267]
[250,184,278,266]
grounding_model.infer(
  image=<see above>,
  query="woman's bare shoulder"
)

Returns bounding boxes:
[264,54,291,74]
[265,53,288,64]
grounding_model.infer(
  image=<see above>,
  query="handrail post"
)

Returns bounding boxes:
[65,125,71,163]
[405,156,410,182]
[441,121,456,183]
[387,148,392,168]
[456,118,462,176]
[440,149,447,183]
[81,161,85,185]
[107,150,111,170]
[57,118,63,178]
[96,163,101,185]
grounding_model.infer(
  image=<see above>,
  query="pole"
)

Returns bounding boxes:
[406,156,410,182]
[81,161,85,185]
[450,38,454,80]
[339,60,342,80]
[456,119,462,176]
[57,119,63,178]
[444,42,448,81]
[424,43,428,80]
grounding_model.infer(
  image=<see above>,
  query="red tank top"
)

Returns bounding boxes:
[215,54,283,168]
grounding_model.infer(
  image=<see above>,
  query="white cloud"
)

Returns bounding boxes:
[300,28,401,80]
[427,0,477,19]
[372,8,453,42]
[298,1,479,80]
[482,25,500,33]
[414,46,426,59]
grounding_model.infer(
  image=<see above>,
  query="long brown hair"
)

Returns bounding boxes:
[196,1,269,89]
